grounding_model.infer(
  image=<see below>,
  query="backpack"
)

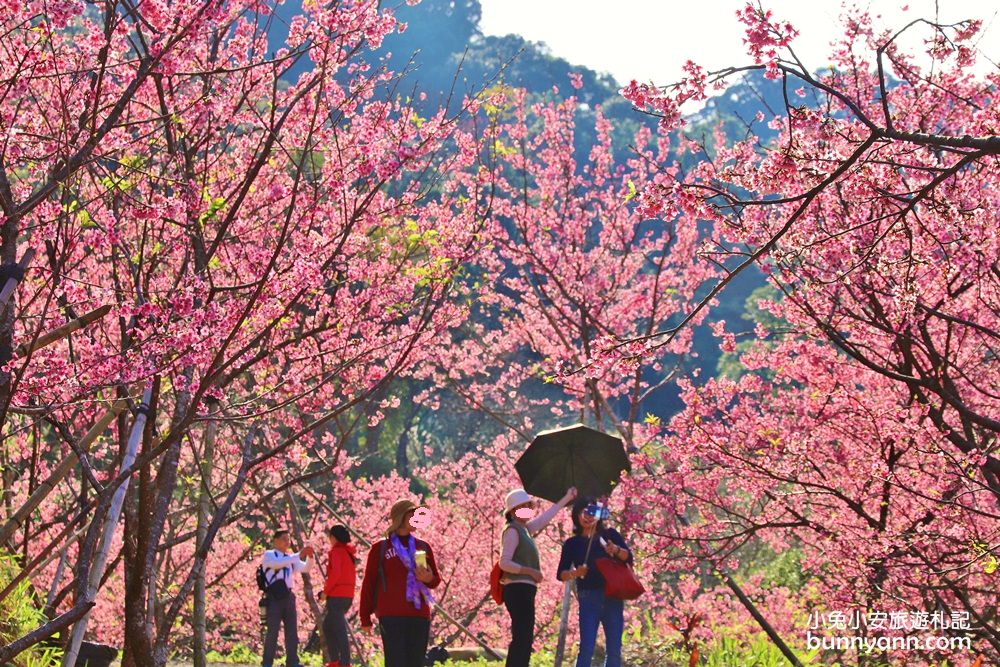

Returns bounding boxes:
[256,552,290,600]
[424,645,450,665]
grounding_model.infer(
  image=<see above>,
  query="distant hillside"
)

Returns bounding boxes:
[271,0,779,362]
[270,0,784,163]
[269,0,778,466]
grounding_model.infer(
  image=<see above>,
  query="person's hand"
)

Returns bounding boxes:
[561,487,577,505]
[573,565,588,579]
[415,565,434,584]
[609,544,627,560]
[300,546,315,559]
[529,568,544,584]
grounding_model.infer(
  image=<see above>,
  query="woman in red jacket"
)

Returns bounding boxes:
[323,525,357,667]
[359,499,441,667]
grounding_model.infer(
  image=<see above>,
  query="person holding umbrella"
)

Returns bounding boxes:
[498,486,577,667]
[557,497,633,667]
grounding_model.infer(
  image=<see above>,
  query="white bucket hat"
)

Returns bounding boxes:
[504,489,533,515]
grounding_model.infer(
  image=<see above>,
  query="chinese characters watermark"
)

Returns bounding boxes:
[805,610,973,653]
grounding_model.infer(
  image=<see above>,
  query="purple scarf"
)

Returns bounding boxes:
[390,534,434,610]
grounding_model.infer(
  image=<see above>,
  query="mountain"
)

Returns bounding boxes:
[267,0,780,468]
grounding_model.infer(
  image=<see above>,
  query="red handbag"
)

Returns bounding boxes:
[489,562,504,605]
[595,557,645,600]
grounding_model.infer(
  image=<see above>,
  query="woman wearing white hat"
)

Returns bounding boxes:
[498,486,577,667]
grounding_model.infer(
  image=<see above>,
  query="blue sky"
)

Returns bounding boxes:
[479,0,999,86]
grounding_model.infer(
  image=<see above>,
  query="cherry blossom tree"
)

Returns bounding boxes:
[628,328,998,664]
[616,3,998,664]
[424,82,716,450]
[0,0,501,664]
[2,1,997,665]
[621,2,999,500]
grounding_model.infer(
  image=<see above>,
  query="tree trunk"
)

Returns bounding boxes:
[0,245,32,529]
[122,380,163,667]
[151,427,259,662]
[0,247,35,427]
[62,385,153,667]
[124,369,193,667]
[396,423,411,478]
[193,401,218,667]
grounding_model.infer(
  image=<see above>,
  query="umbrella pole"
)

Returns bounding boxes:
[553,579,573,667]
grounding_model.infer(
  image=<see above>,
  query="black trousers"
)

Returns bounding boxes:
[379,616,430,667]
[502,583,537,667]
[323,597,352,665]
[262,592,299,667]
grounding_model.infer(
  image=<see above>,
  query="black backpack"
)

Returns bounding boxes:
[256,552,291,600]
[424,645,449,665]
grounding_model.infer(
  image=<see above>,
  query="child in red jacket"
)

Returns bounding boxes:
[323,525,357,667]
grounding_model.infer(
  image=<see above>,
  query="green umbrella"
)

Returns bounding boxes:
[515,423,630,502]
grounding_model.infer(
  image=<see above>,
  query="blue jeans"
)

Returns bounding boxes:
[575,586,624,667]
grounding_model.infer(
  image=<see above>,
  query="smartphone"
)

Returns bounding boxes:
[414,550,428,568]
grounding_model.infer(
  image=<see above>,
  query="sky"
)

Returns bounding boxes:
[479,0,999,87]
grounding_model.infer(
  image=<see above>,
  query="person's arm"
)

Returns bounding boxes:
[605,529,633,564]
[556,540,573,581]
[262,550,299,570]
[423,543,442,589]
[526,487,576,536]
[293,552,313,573]
[358,543,380,627]
[498,527,523,574]
[525,502,562,536]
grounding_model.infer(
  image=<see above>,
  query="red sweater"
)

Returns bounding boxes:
[323,542,357,599]
[358,537,441,627]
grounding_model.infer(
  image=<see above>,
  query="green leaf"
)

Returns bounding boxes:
[624,179,637,203]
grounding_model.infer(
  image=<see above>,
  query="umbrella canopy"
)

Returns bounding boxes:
[515,424,630,503]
